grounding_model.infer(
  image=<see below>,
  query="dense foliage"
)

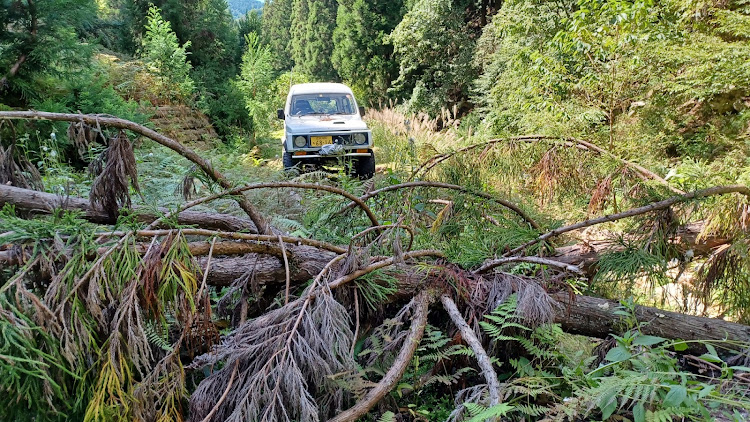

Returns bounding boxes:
[2,0,750,421]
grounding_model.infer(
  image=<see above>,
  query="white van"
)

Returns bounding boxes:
[277,83,374,178]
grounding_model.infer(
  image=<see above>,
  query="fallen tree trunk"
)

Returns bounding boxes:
[552,292,750,353]
[0,110,272,234]
[204,252,750,350]
[0,183,257,232]
[3,184,730,277]
[3,184,747,351]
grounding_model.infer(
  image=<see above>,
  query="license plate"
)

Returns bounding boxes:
[310,136,332,147]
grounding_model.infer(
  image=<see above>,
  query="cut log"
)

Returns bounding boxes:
[0,184,257,232]
[552,292,750,353]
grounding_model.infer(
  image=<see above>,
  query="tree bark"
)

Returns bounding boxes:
[552,292,750,353]
[0,183,258,232]
[441,295,501,407]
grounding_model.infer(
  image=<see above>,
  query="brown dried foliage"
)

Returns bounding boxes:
[67,120,105,159]
[532,147,562,205]
[0,144,43,190]
[89,130,140,217]
[588,175,613,215]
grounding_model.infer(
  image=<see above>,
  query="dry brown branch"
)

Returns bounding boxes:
[410,135,562,180]
[279,235,291,305]
[89,131,140,217]
[199,360,239,422]
[0,111,272,234]
[504,185,750,257]
[327,249,445,289]
[327,291,432,422]
[441,295,501,408]
[196,237,217,300]
[0,241,283,266]
[0,144,43,190]
[99,228,347,254]
[342,181,540,230]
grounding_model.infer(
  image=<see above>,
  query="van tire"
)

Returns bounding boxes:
[354,151,375,179]
[283,151,299,176]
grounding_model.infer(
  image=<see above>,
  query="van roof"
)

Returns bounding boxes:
[288,83,354,96]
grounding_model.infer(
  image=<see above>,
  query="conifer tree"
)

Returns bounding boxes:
[332,0,406,102]
[0,0,95,105]
[140,5,195,102]
[290,0,338,81]
[262,0,294,70]
[390,0,476,115]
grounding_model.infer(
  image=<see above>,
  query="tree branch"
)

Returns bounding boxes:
[157,180,380,229]
[0,111,272,234]
[327,292,432,422]
[475,255,585,275]
[343,181,540,230]
[412,135,682,193]
[441,295,501,407]
[504,185,750,257]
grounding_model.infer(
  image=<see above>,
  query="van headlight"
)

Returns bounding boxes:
[294,136,307,147]
[353,133,367,145]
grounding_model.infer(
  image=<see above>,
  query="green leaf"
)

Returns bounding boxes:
[632,335,666,346]
[698,353,722,364]
[632,402,645,422]
[600,395,617,420]
[704,343,720,359]
[697,384,715,399]
[663,385,687,407]
[605,346,632,362]
[672,341,688,352]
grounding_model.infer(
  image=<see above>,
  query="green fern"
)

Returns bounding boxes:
[271,216,310,237]
[144,320,172,352]
[480,294,531,340]
[376,411,396,422]
[462,403,514,422]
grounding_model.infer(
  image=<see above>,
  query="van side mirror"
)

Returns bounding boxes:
[358,106,365,116]
[277,109,285,120]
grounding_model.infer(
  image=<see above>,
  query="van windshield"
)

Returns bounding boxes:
[290,93,356,116]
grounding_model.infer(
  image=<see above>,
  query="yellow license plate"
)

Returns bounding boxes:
[310,136,332,147]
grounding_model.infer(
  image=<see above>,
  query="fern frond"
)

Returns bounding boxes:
[376,411,396,422]
[144,321,172,352]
